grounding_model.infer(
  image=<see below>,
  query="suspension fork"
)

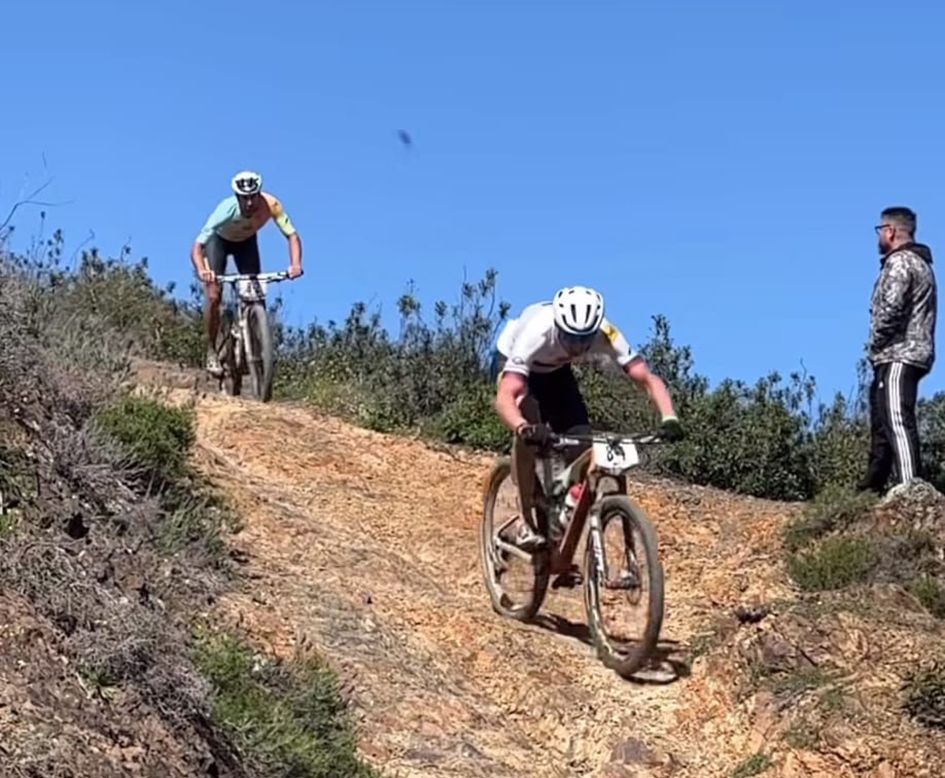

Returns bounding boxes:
[238,300,253,364]
[586,497,606,583]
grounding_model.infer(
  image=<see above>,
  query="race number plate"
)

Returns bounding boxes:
[237,278,268,302]
[593,439,640,473]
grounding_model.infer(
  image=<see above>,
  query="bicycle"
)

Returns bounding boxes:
[479,430,665,679]
[215,271,289,402]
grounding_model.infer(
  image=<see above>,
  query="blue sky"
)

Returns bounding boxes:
[3,0,945,403]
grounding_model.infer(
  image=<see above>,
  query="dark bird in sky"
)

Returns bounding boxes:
[397,129,413,149]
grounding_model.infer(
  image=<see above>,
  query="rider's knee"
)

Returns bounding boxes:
[205,284,221,305]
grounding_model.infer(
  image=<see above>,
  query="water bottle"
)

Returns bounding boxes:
[554,482,584,535]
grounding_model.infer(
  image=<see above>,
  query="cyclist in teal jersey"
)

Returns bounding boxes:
[191,170,303,375]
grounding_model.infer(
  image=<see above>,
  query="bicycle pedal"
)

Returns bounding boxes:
[520,537,549,553]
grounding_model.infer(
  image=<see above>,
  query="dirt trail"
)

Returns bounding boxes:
[163,382,804,778]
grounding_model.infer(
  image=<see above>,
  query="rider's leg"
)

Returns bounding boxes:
[203,236,228,373]
[510,393,548,550]
[231,234,262,275]
[535,364,592,465]
[510,392,541,512]
[529,367,592,581]
[492,352,544,547]
[205,280,222,345]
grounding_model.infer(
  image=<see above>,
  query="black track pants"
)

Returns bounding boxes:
[861,361,926,492]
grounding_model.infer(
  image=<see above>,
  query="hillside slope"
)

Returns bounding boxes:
[142,363,945,778]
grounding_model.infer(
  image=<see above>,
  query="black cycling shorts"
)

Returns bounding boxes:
[492,352,590,435]
[205,233,261,276]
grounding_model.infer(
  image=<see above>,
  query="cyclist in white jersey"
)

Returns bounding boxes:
[491,285,683,550]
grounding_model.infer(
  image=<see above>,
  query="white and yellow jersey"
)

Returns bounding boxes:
[495,302,638,376]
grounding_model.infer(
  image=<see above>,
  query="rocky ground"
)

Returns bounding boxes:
[133,356,945,778]
[5,357,941,777]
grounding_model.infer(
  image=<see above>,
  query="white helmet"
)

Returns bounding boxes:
[552,285,605,336]
[231,170,262,196]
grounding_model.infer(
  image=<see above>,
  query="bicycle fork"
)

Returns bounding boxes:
[588,506,641,592]
[226,303,253,373]
[588,506,606,585]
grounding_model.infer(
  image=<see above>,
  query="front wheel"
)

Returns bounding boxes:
[584,495,664,679]
[245,302,274,402]
[479,458,549,622]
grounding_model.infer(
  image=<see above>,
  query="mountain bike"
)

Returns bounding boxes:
[216,271,289,402]
[479,430,665,679]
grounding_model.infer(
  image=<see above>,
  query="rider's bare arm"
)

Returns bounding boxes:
[623,357,677,419]
[190,241,215,281]
[193,200,236,282]
[287,232,303,277]
[264,196,303,278]
[495,372,530,433]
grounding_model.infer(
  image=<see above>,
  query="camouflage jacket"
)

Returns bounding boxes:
[869,243,937,370]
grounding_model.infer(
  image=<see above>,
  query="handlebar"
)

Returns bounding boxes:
[216,271,292,284]
[547,432,664,448]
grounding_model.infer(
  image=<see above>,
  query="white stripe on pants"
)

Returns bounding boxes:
[887,362,916,483]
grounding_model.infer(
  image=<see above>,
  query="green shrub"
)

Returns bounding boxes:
[730,753,772,778]
[430,383,510,450]
[904,664,945,730]
[787,536,878,591]
[195,630,380,778]
[769,666,833,697]
[274,277,857,501]
[13,229,945,502]
[784,484,876,552]
[809,393,870,492]
[784,718,820,750]
[0,444,33,538]
[911,576,945,619]
[96,395,196,484]
[158,486,237,562]
[55,249,205,366]
[918,393,945,492]
[819,685,849,713]
[654,372,816,500]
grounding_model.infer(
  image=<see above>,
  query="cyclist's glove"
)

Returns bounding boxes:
[659,416,685,442]
[517,422,553,447]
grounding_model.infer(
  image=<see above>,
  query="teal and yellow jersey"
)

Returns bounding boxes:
[195,192,296,245]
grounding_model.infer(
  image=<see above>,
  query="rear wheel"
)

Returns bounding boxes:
[584,495,664,678]
[245,302,274,402]
[479,458,549,622]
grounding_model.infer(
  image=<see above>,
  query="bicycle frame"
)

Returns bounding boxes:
[536,433,660,576]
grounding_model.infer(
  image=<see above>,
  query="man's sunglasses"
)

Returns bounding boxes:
[558,330,596,353]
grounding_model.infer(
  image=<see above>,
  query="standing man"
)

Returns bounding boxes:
[860,206,937,494]
[191,170,303,375]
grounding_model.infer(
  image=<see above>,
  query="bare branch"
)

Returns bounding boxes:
[69,230,97,269]
[0,179,73,233]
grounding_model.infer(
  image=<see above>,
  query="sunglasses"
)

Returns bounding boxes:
[558,330,596,354]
